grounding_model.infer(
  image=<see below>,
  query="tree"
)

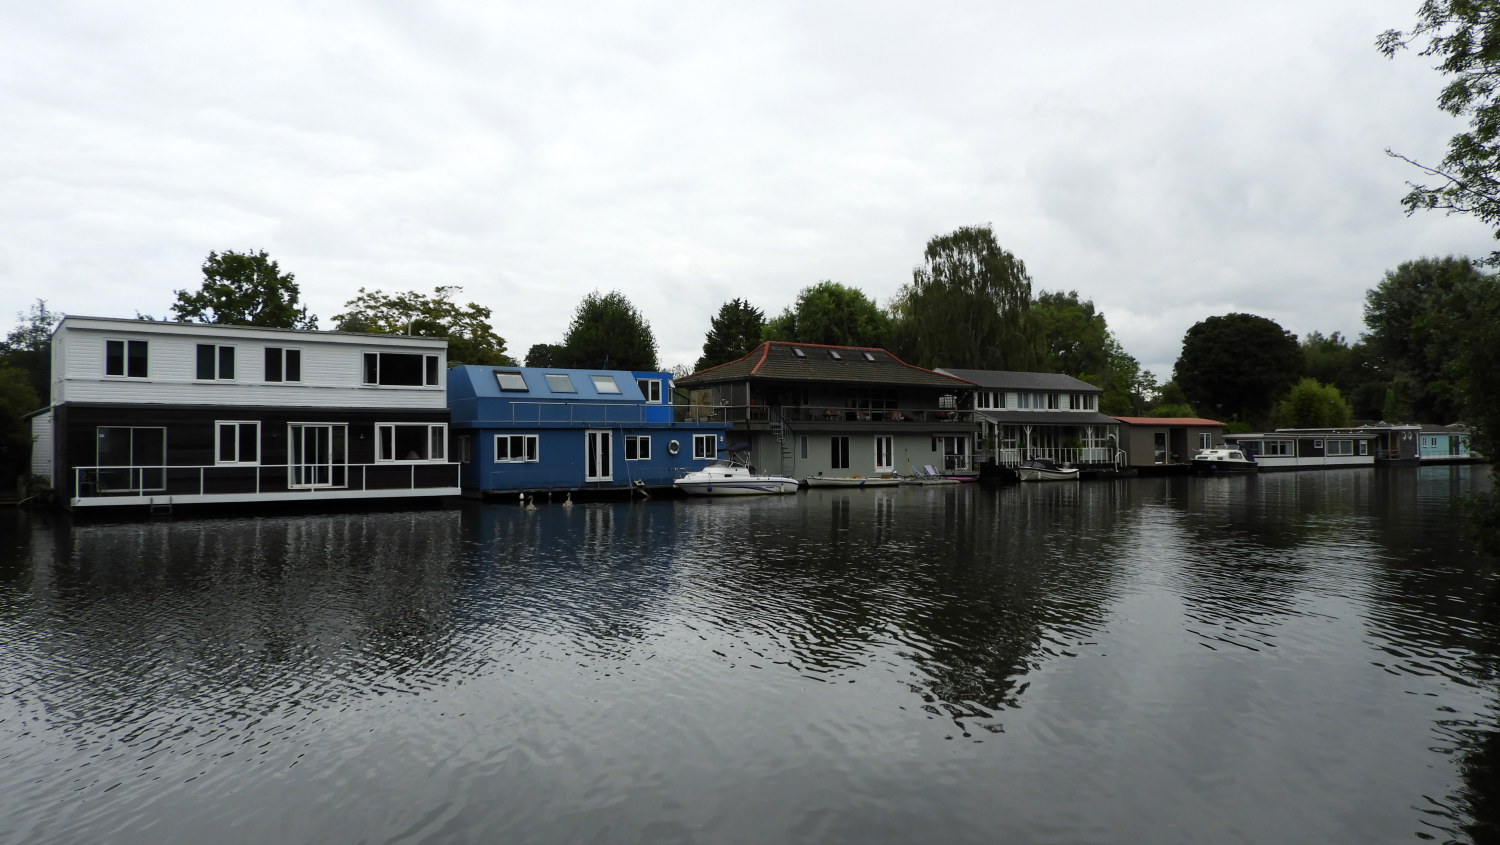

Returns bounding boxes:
[1363,256,1492,423]
[1380,5,1500,266]
[524,343,565,368]
[695,298,765,371]
[1173,313,1302,424]
[888,225,1040,370]
[171,250,317,329]
[1,299,62,401]
[763,282,888,348]
[1032,290,1151,415]
[557,290,658,370]
[1276,378,1354,428]
[0,364,41,481]
[334,286,515,366]
[1300,331,1386,420]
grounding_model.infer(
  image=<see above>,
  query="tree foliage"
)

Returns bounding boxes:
[1,299,62,402]
[1276,378,1353,428]
[524,343,566,368]
[557,290,659,370]
[888,225,1040,370]
[1032,290,1150,415]
[695,298,766,371]
[764,282,888,348]
[171,250,317,329]
[1362,256,1492,423]
[1380,5,1500,265]
[1173,313,1302,424]
[334,286,515,366]
[0,364,40,480]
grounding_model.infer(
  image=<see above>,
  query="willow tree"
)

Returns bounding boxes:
[888,226,1040,370]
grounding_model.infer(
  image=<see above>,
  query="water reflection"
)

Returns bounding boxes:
[0,468,1496,844]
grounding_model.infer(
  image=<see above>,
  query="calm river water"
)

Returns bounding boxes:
[1,466,1497,844]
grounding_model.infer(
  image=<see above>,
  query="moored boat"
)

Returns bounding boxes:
[674,460,800,496]
[804,475,903,488]
[1016,458,1080,482]
[1191,447,1257,474]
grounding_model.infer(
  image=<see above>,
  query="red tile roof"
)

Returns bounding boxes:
[1113,416,1226,426]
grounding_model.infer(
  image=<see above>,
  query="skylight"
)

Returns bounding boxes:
[828,350,841,360]
[792,348,806,358]
[494,371,528,391]
[863,352,876,362]
[590,374,621,394]
[545,373,576,393]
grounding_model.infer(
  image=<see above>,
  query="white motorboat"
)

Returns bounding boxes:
[674,460,800,496]
[1191,447,1257,474]
[804,474,903,488]
[1016,458,1080,482]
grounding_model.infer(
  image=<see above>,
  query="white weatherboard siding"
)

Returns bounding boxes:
[30,410,53,483]
[52,318,448,409]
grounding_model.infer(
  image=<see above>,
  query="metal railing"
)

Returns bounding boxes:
[987,447,1119,466]
[675,404,976,424]
[73,461,461,500]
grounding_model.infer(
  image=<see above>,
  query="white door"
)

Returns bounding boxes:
[586,430,612,482]
[874,436,893,473]
[289,424,346,488]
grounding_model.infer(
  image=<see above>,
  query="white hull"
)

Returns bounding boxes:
[1017,467,1079,482]
[674,478,800,496]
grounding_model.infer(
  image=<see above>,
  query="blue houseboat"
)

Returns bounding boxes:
[446,366,731,498]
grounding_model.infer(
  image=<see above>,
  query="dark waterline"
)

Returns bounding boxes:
[1,466,1496,844]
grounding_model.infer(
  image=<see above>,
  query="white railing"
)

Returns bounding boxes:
[988,447,1117,467]
[73,461,461,500]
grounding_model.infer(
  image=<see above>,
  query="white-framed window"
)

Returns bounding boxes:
[1017,392,1030,410]
[545,373,576,393]
[376,423,448,462]
[625,435,651,460]
[1198,433,1212,450]
[196,344,236,380]
[215,421,259,465]
[637,378,663,403]
[363,352,440,386]
[1262,440,1294,457]
[831,436,850,470]
[1046,393,1060,410]
[1327,439,1354,456]
[265,347,301,382]
[591,375,621,394]
[105,339,149,378]
[287,423,347,489]
[693,433,718,460]
[495,434,538,463]
[1359,440,1369,456]
[874,436,893,473]
[1313,440,1324,450]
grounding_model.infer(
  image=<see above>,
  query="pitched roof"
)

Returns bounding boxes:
[1113,416,1226,427]
[977,410,1120,426]
[937,368,1102,393]
[677,342,974,389]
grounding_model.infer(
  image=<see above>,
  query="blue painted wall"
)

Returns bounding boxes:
[448,365,728,494]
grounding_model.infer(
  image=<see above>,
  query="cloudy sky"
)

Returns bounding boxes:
[2,0,1492,380]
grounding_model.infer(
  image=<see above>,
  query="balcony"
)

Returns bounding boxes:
[71,462,461,507]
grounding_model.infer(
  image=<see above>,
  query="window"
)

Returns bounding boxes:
[1046,393,1060,410]
[693,433,718,460]
[828,350,841,360]
[1262,440,1294,457]
[831,436,850,470]
[874,436,893,472]
[215,421,259,465]
[265,348,301,382]
[376,423,448,462]
[591,375,621,394]
[1359,440,1369,456]
[625,435,651,460]
[1327,439,1354,456]
[799,436,808,460]
[1198,433,1212,450]
[495,434,539,463]
[1017,392,1030,409]
[495,371,528,391]
[458,434,472,464]
[792,348,806,358]
[637,378,662,403]
[363,352,440,386]
[105,339,149,378]
[863,352,876,362]
[95,426,166,492]
[196,344,236,380]
[1313,440,1324,450]
[545,373,576,392]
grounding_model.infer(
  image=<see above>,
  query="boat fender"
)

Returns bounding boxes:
[668,440,680,455]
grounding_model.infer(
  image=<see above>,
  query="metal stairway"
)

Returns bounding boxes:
[772,414,794,477]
